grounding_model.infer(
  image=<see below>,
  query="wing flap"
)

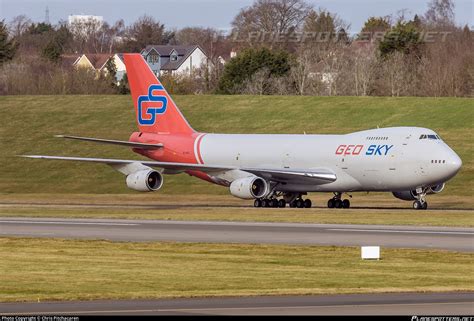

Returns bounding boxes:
[243,167,337,185]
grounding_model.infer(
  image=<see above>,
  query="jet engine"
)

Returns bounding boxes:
[392,183,445,200]
[126,170,163,192]
[428,183,445,194]
[229,176,268,199]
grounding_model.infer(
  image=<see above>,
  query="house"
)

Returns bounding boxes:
[61,53,126,83]
[77,53,111,72]
[140,45,209,76]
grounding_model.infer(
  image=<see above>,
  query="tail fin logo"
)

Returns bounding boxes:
[137,84,168,126]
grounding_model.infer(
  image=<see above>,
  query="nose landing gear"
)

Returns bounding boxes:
[413,188,428,210]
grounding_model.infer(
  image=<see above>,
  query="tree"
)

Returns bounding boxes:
[217,47,291,94]
[359,16,391,41]
[231,0,312,47]
[27,22,53,35]
[101,57,118,90]
[379,21,423,58]
[117,73,130,94]
[8,15,32,38]
[303,9,335,34]
[122,15,173,52]
[42,40,62,62]
[0,20,16,64]
[302,9,349,48]
[424,0,455,28]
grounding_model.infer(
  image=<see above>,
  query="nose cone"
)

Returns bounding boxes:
[447,151,462,175]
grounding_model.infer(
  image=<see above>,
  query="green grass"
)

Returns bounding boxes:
[0,95,472,196]
[1,237,472,302]
[0,194,473,227]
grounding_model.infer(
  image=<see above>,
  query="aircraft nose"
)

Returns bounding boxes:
[447,151,462,175]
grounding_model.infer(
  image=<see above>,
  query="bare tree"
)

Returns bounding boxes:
[121,15,173,52]
[231,0,312,47]
[352,44,377,96]
[424,0,455,28]
[8,15,32,38]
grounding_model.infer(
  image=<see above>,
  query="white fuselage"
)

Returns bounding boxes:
[198,127,462,192]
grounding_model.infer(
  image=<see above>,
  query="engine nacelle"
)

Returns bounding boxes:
[428,183,445,194]
[392,190,417,201]
[392,183,446,201]
[126,170,163,192]
[229,176,268,199]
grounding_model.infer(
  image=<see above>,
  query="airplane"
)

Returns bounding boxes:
[23,54,462,210]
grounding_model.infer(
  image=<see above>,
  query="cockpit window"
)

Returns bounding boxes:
[419,134,440,140]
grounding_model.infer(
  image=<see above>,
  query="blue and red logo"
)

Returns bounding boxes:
[137,84,168,126]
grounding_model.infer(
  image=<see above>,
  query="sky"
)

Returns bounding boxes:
[1,0,472,33]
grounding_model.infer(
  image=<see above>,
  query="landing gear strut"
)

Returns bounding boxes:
[327,192,351,209]
[413,188,428,210]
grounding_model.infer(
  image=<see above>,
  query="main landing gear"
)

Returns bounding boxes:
[254,198,287,208]
[327,192,351,209]
[253,193,312,208]
[413,188,428,210]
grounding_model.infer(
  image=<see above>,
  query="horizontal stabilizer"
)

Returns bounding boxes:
[55,135,163,150]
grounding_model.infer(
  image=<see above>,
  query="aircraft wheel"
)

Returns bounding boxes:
[296,198,304,208]
[254,199,262,208]
[278,199,286,208]
[342,199,350,209]
[334,199,343,208]
[327,199,335,208]
[290,201,296,208]
[304,199,312,208]
[270,199,278,208]
[422,201,428,210]
[262,199,269,208]
[413,200,422,210]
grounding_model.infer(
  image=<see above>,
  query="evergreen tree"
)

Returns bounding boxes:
[117,73,130,94]
[379,21,423,58]
[42,40,62,63]
[0,20,16,64]
[104,58,118,89]
[217,47,291,94]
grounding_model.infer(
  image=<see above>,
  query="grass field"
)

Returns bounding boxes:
[1,237,472,302]
[0,95,472,198]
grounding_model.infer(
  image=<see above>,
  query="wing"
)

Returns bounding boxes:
[242,167,336,184]
[55,135,163,150]
[21,155,233,172]
[21,155,336,184]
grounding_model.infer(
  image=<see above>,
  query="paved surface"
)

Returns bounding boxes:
[1,292,473,315]
[1,217,473,251]
[1,202,472,211]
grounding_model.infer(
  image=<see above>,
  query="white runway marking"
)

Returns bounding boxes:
[0,220,139,226]
[328,228,474,235]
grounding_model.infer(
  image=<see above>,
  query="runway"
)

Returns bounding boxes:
[1,217,473,251]
[1,292,473,315]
